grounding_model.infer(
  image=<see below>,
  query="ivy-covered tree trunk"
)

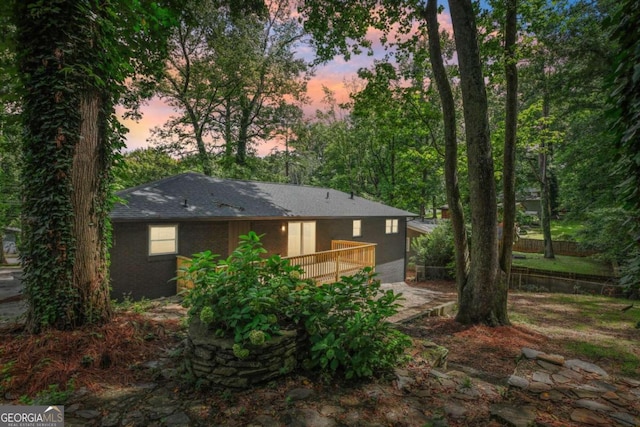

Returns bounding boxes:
[16,0,113,332]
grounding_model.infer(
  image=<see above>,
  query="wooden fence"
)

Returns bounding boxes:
[513,238,597,257]
[176,241,377,293]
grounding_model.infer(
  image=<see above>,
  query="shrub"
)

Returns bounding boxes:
[303,268,412,379]
[182,232,314,350]
[410,221,455,268]
[182,233,411,379]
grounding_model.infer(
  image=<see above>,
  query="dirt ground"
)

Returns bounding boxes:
[1,279,638,426]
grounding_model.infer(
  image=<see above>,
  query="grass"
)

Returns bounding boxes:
[509,292,640,377]
[521,219,584,241]
[512,251,612,276]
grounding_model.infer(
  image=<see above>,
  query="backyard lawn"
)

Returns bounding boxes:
[512,251,614,276]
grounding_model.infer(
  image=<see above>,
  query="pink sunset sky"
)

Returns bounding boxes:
[118,12,454,156]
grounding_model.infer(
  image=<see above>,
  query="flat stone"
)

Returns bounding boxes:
[528,382,552,393]
[601,391,624,405]
[286,388,315,401]
[490,404,537,427]
[444,402,467,418]
[537,353,565,365]
[620,377,640,387]
[319,405,344,417]
[290,408,336,427]
[557,368,584,381]
[521,347,542,359]
[76,409,101,419]
[508,375,529,389]
[589,380,617,393]
[532,371,553,385]
[572,384,604,399]
[429,369,450,379]
[565,359,609,378]
[610,411,640,427]
[574,399,613,413]
[546,390,567,402]
[551,373,572,384]
[537,359,562,373]
[570,408,610,425]
[165,412,191,426]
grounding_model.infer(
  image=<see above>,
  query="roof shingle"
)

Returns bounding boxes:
[111,173,416,221]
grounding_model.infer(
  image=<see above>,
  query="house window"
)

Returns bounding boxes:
[288,221,316,257]
[149,225,178,255]
[353,219,362,237]
[385,219,398,234]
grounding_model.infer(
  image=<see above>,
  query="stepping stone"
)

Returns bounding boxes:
[537,359,562,372]
[508,375,529,389]
[528,382,552,393]
[570,408,610,425]
[610,411,640,427]
[521,347,542,359]
[574,399,613,413]
[165,412,191,426]
[490,404,537,427]
[537,353,565,365]
[532,371,553,385]
[551,373,572,384]
[557,368,584,381]
[589,380,618,393]
[444,402,467,418]
[564,359,609,378]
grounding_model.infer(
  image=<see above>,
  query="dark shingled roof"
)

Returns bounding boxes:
[111,172,416,221]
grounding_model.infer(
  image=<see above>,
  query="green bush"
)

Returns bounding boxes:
[182,232,314,349]
[182,233,411,379]
[304,268,412,379]
[410,221,455,268]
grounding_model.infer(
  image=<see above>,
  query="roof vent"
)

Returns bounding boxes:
[182,199,188,208]
[326,191,329,199]
[350,191,354,199]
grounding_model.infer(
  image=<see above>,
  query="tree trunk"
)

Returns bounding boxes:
[424,0,470,294]
[0,234,7,265]
[540,94,555,259]
[448,0,509,326]
[17,0,113,332]
[71,93,113,324]
[500,0,518,283]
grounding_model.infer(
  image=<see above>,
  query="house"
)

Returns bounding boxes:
[109,173,416,300]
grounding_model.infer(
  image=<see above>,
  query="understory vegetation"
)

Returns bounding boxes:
[182,232,411,380]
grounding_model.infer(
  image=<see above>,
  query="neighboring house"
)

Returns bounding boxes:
[110,173,416,300]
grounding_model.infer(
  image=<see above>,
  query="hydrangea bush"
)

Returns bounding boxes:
[182,232,411,378]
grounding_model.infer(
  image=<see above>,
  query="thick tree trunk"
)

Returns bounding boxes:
[71,93,112,324]
[424,0,470,293]
[500,0,518,281]
[449,0,509,326]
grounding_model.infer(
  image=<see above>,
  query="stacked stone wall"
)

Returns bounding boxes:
[185,318,306,389]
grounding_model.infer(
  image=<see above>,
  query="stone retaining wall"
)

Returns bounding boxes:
[185,318,306,389]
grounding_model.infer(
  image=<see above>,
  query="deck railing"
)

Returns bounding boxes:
[285,241,376,285]
[176,241,376,293]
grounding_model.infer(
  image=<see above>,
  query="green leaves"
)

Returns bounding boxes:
[183,233,411,378]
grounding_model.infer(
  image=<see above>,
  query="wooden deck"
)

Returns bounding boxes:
[176,240,376,292]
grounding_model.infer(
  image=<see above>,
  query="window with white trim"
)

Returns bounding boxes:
[385,218,398,234]
[352,219,362,237]
[149,225,178,255]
